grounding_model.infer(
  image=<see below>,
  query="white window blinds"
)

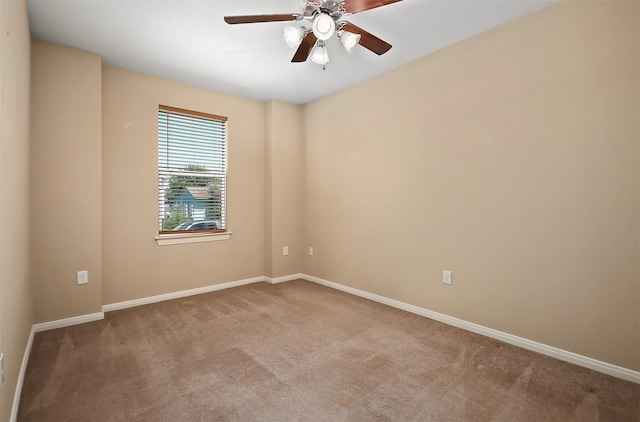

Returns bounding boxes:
[158,105,227,233]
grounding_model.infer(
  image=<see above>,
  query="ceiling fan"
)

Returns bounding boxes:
[224,0,401,68]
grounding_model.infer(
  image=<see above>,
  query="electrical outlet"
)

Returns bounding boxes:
[0,352,4,386]
[283,246,289,256]
[443,270,452,285]
[77,270,88,285]
[308,246,313,256]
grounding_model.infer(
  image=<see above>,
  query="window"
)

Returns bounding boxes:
[158,105,227,234]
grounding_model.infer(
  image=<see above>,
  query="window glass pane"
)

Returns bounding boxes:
[158,106,227,233]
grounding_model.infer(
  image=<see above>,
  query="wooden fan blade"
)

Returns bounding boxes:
[224,14,299,24]
[292,32,318,62]
[342,22,392,55]
[344,0,402,14]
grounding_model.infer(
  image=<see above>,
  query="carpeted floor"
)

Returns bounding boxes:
[18,280,639,421]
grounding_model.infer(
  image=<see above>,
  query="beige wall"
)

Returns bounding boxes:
[302,1,639,371]
[31,41,103,323]
[0,0,33,419]
[264,100,303,279]
[102,66,265,304]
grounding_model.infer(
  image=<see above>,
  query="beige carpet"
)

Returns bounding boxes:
[18,280,639,421]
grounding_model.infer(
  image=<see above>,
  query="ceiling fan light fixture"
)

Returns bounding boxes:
[283,25,307,48]
[223,0,395,66]
[339,30,361,54]
[310,41,329,65]
[312,13,336,41]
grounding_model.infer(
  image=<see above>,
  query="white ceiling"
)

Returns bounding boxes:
[27,0,557,105]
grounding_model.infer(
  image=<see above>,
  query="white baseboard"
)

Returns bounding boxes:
[10,326,35,422]
[33,312,105,333]
[19,270,638,412]
[102,276,265,312]
[302,274,640,384]
[265,273,303,284]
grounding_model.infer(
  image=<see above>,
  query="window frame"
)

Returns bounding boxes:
[157,105,229,241]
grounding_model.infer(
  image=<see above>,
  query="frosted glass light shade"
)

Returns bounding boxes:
[339,31,361,54]
[312,13,335,41]
[310,43,329,65]
[284,26,306,48]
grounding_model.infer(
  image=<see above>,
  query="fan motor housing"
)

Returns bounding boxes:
[319,1,344,15]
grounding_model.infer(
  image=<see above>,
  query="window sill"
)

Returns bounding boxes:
[155,231,231,246]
